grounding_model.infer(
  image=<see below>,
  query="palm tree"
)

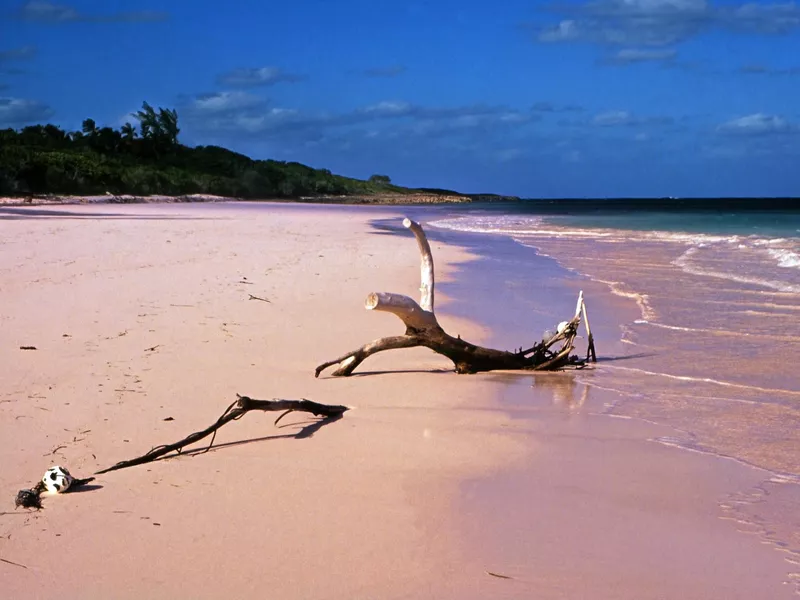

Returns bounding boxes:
[157,108,179,145]
[120,122,137,140]
[81,118,97,136]
[134,102,158,139]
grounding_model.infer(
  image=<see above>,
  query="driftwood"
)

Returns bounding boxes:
[316,217,596,377]
[95,395,348,474]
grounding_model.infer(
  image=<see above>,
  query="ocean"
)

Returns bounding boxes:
[405,200,800,572]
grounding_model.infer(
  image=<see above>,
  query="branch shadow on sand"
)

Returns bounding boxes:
[65,484,104,494]
[346,368,453,377]
[150,414,344,461]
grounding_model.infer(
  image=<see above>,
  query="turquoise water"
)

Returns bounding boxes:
[426,202,800,293]
[545,210,800,238]
[455,200,800,236]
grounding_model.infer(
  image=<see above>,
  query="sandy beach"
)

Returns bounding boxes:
[2,202,797,599]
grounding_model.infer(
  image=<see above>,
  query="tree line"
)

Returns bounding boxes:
[0,101,401,198]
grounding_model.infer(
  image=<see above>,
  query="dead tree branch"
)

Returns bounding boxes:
[95,395,348,474]
[316,217,596,377]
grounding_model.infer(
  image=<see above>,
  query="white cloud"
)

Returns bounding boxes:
[539,19,582,42]
[360,101,414,117]
[535,0,800,48]
[216,67,304,88]
[0,97,54,126]
[533,102,584,113]
[188,91,267,114]
[716,113,795,135]
[18,1,167,23]
[592,110,674,126]
[738,63,800,75]
[180,95,540,148]
[593,110,634,126]
[607,48,678,63]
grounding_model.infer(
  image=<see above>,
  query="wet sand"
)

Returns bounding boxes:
[1,203,797,598]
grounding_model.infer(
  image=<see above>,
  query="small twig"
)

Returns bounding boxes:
[19,346,37,351]
[248,294,271,303]
[45,444,67,456]
[486,571,514,580]
[144,345,161,352]
[274,409,293,426]
[0,557,27,569]
[238,280,254,285]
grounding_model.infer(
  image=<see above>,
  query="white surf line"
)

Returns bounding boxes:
[602,364,800,396]
[634,320,800,343]
[673,248,800,293]
[649,436,800,486]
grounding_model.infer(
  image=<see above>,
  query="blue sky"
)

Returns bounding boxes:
[1,0,799,197]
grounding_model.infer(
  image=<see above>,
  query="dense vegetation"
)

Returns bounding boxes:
[0,102,411,199]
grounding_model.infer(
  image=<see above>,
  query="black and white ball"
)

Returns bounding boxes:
[42,465,74,493]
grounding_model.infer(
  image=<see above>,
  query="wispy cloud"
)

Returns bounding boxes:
[532,101,584,113]
[216,67,305,88]
[601,47,678,64]
[592,110,674,127]
[738,64,800,75]
[716,113,796,136]
[180,92,540,146]
[17,1,168,23]
[361,65,407,78]
[188,91,269,114]
[0,97,54,126]
[534,0,800,50]
[0,46,37,62]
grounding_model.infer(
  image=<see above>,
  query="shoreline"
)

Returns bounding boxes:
[395,211,800,596]
[2,202,797,598]
[0,192,513,207]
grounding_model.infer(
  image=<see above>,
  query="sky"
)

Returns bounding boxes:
[1,0,800,198]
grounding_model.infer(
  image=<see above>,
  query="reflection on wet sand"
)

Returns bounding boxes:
[530,373,591,413]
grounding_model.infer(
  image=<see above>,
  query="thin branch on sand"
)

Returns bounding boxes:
[95,395,348,474]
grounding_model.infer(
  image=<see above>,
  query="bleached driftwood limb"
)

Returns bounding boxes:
[404,217,435,312]
[581,298,597,362]
[315,218,595,377]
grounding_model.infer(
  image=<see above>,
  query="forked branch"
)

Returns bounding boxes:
[315,218,596,377]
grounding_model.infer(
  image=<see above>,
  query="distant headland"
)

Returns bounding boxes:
[0,101,518,206]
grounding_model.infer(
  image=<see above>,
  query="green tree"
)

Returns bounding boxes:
[120,122,137,140]
[156,108,179,145]
[81,118,97,137]
[134,102,157,139]
[0,102,424,200]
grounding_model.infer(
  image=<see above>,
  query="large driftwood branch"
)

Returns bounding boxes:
[316,218,595,377]
[95,395,348,474]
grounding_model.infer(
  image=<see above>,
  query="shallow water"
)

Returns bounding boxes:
[420,203,800,592]
[426,206,800,472]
